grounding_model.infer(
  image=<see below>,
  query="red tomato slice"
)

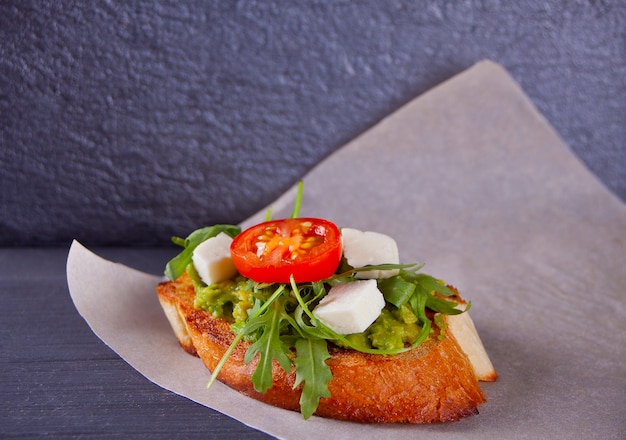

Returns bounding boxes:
[230,218,342,283]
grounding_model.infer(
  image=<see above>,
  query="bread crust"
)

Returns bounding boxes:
[157,272,487,423]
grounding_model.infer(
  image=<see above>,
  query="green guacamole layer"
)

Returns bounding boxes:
[188,263,426,352]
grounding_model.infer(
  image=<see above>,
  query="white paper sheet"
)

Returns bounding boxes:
[67,60,626,439]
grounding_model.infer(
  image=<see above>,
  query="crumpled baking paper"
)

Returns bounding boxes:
[67,60,626,439]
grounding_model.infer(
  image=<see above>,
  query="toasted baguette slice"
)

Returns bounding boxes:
[157,272,493,423]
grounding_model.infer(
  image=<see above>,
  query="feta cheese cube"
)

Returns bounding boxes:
[312,279,385,334]
[192,232,237,285]
[341,228,400,279]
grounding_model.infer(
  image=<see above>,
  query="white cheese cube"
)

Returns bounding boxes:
[192,232,237,285]
[312,279,385,334]
[341,228,400,279]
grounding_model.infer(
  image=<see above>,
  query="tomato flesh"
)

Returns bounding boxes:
[230,218,342,283]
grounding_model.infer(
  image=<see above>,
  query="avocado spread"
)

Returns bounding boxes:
[188,263,254,323]
[189,262,426,352]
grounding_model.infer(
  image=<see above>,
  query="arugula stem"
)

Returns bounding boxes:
[254,284,286,316]
[206,331,245,389]
[290,181,304,219]
[290,277,316,322]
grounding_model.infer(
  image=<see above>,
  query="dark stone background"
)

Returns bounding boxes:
[1,0,624,246]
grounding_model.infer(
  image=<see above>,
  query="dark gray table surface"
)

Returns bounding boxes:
[1,246,273,439]
[2,1,624,438]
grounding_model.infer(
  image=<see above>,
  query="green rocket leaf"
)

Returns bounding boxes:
[293,338,332,419]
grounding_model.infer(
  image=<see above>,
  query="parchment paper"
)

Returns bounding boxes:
[67,60,626,439]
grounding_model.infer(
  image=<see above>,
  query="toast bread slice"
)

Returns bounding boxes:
[156,272,494,423]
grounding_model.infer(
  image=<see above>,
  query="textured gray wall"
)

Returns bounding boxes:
[1,1,624,246]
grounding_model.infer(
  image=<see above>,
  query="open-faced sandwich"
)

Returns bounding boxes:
[156,183,497,423]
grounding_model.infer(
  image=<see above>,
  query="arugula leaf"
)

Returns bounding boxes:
[412,272,456,297]
[244,299,293,393]
[410,284,429,323]
[171,236,186,247]
[294,338,332,419]
[207,284,287,390]
[377,276,416,308]
[323,263,416,287]
[164,224,241,281]
[425,295,464,315]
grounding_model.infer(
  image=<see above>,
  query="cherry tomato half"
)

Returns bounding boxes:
[230,218,342,284]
